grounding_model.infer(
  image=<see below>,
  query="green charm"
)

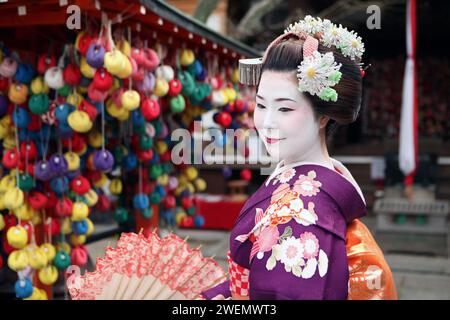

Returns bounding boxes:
[149,165,163,179]
[170,94,186,113]
[57,84,72,97]
[18,173,34,191]
[149,192,161,204]
[139,134,153,150]
[141,207,153,219]
[114,207,129,223]
[179,71,195,96]
[54,250,71,270]
[29,93,50,115]
[186,206,196,216]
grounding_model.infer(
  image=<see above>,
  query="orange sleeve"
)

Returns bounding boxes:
[346,219,398,300]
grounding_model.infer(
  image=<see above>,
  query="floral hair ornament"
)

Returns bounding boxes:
[238,15,365,101]
[297,35,342,102]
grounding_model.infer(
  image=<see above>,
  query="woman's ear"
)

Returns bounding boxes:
[319,115,329,129]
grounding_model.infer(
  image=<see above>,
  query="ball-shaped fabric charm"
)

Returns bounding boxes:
[122,152,137,171]
[84,189,99,207]
[86,43,105,68]
[141,207,153,219]
[114,207,128,223]
[70,176,91,195]
[38,265,58,285]
[167,79,182,97]
[194,178,207,192]
[149,192,161,205]
[49,154,69,176]
[29,93,50,115]
[15,278,33,299]
[54,250,71,269]
[40,243,56,262]
[170,94,185,113]
[7,250,29,271]
[28,247,48,269]
[179,72,195,96]
[68,110,93,133]
[18,173,34,192]
[72,220,88,235]
[180,215,194,228]
[92,68,113,91]
[95,195,111,212]
[72,201,89,221]
[194,215,205,228]
[28,191,48,210]
[185,167,198,181]
[37,54,56,74]
[43,219,61,237]
[64,151,80,171]
[71,245,88,267]
[121,89,140,111]
[141,98,160,121]
[155,65,175,81]
[139,134,153,151]
[63,63,82,86]
[71,234,86,246]
[55,197,73,218]
[12,106,31,129]
[50,176,69,195]
[104,48,126,75]
[7,225,28,249]
[4,188,25,210]
[153,78,169,97]
[133,193,149,210]
[179,48,195,66]
[109,179,123,194]
[44,66,64,89]
[34,160,53,181]
[8,83,29,105]
[2,148,19,169]
[55,103,74,122]
[93,149,114,172]
[240,169,252,181]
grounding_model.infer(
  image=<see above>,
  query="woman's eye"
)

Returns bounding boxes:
[256,103,266,109]
[279,107,294,112]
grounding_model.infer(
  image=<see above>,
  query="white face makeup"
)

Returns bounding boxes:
[254,71,321,164]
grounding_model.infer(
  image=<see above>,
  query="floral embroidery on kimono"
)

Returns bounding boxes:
[235,170,326,270]
[265,226,329,279]
[272,167,296,185]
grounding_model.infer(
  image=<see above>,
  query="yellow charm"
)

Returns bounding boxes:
[7,250,29,271]
[38,265,58,285]
[40,243,56,261]
[72,201,89,221]
[6,225,28,249]
[4,188,24,210]
[28,247,48,270]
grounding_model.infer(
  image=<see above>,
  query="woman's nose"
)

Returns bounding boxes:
[263,109,278,130]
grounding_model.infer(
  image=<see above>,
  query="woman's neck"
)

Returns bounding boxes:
[282,132,333,170]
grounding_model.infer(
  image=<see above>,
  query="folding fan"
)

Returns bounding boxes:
[67,230,226,300]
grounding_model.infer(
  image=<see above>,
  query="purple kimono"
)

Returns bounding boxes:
[202,164,367,300]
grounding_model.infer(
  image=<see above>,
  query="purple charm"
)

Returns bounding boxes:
[86,44,105,69]
[49,154,68,176]
[93,149,114,172]
[34,160,54,181]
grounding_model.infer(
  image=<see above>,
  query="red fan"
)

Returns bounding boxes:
[67,230,226,300]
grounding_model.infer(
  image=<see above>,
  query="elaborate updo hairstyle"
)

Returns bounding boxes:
[260,33,363,136]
